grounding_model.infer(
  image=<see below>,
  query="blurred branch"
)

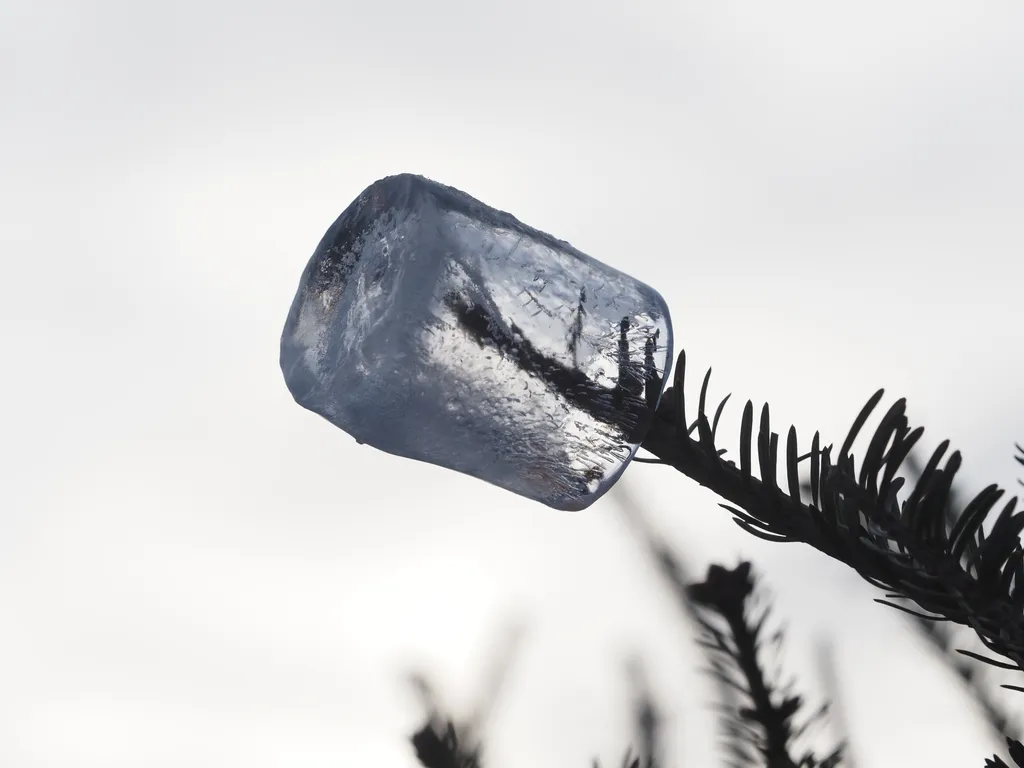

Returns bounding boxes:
[408,619,526,768]
[411,715,483,768]
[613,484,843,767]
[687,561,843,768]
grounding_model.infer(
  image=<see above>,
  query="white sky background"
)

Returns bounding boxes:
[3,1,1024,766]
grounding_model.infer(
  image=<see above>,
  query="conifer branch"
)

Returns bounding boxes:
[687,562,843,768]
[615,487,842,767]
[640,349,1024,679]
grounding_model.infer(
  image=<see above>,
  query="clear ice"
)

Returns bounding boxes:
[280,174,673,510]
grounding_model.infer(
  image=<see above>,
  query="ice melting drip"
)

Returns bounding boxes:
[280,174,672,510]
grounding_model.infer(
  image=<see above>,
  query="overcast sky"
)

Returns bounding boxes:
[4,2,1024,767]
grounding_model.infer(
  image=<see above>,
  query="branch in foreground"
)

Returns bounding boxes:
[639,350,1024,680]
[985,738,1024,768]
[879,452,1018,746]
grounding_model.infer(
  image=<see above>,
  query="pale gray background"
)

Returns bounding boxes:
[3,1,1024,766]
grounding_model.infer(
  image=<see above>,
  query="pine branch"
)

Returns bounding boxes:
[902,586,1021,745]
[687,561,844,768]
[984,738,1024,767]
[639,349,1024,679]
[878,450,1020,745]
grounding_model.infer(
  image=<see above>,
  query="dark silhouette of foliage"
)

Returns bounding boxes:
[901,456,1019,753]
[985,738,1024,768]
[407,620,526,768]
[408,672,484,768]
[808,449,1022,748]
[686,562,843,768]
[640,350,1024,680]
[411,717,482,768]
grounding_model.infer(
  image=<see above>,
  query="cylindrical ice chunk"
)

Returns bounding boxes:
[280,174,672,510]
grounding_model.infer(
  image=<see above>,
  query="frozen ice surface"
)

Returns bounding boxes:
[280,174,672,510]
